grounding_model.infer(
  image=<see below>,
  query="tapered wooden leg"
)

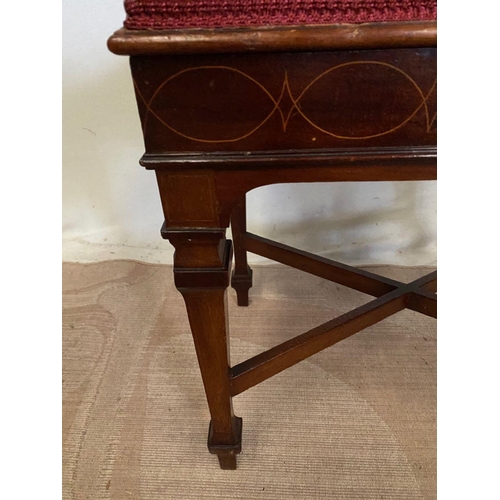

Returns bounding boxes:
[169,230,242,469]
[231,196,253,306]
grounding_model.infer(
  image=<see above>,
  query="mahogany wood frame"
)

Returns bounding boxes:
[109,20,437,470]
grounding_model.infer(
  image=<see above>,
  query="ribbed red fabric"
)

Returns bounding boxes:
[124,0,437,30]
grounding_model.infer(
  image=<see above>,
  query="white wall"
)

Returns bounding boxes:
[62,0,436,267]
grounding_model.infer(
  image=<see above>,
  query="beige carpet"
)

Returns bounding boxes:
[62,261,436,500]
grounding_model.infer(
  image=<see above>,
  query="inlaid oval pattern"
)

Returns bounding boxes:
[133,62,437,143]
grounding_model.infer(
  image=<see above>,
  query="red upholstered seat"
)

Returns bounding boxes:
[124,0,437,30]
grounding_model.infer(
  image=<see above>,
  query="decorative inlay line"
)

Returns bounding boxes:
[133,62,437,143]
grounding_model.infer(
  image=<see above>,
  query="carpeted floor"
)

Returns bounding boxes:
[62,261,436,500]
